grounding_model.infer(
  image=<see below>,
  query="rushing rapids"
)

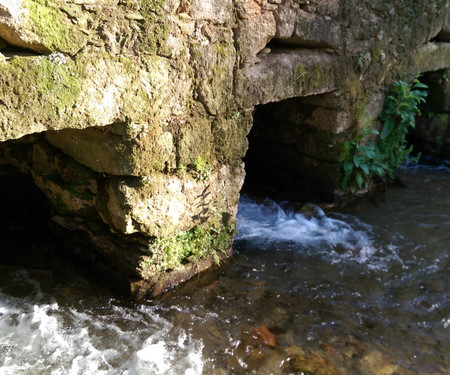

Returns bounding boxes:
[0,160,449,374]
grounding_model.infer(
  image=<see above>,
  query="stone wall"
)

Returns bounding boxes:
[0,0,449,298]
[236,0,449,198]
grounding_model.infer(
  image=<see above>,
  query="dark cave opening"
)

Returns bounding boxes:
[0,166,56,269]
[0,138,128,296]
[242,95,344,203]
[408,69,450,160]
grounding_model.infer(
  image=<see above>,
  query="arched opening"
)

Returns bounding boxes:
[0,166,54,269]
[0,135,130,296]
[408,69,450,160]
[242,93,347,202]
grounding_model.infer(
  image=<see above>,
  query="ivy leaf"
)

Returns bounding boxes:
[353,155,362,168]
[341,174,350,190]
[373,165,386,177]
[343,160,354,174]
[355,172,364,188]
[360,163,370,175]
[360,145,376,159]
[381,117,395,139]
[412,82,428,89]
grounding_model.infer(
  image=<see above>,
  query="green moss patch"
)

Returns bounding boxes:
[1,55,84,123]
[132,0,170,55]
[139,223,235,277]
[25,0,87,54]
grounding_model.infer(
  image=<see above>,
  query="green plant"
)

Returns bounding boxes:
[356,52,368,66]
[340,127,388,191]
[141,223,235,274]
[441,68,449,83]
[231,111,240,120]
[377,77,427,176]
[177,163,186,174]
[191,156,211,180]
[340,76,427,192]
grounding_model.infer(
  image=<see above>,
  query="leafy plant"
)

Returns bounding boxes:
[191,156,211,181]
[340,76,428,192]
[377,77,427,176]
[141,223,235,274]
[441,68,449,83]
[356,52,368,66]
[340,127,388,191]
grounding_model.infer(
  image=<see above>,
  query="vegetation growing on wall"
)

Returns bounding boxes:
[140,223,235,276]
[340,76,428,192]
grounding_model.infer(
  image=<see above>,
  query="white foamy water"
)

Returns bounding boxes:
[236,195,399,269]
[0,272,204,375]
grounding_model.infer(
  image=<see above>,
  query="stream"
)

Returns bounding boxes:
[0,160,449,375]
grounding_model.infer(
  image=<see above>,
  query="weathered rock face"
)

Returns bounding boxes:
[0,0,449,298]
[235,0,449,198]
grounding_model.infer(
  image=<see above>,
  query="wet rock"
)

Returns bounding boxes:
[226,343,288,374]
[210,369,228,375]
[246,347,289,375]
[283,346,342,375]
[206,321,223,340]
[245,281,267,303]
[0,267,53,296]
[359,350,401,375]
[246,325,277,348]
[296,203,325,219]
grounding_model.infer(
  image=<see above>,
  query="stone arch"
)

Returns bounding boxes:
[243,93,348,202]
[408,69,450,159]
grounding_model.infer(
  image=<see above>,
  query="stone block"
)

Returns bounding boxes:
[46,124,175,176]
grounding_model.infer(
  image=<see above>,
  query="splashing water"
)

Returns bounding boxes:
[0,272,204,375]
[236,195,398,270]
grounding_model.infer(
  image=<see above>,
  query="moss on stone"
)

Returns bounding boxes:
[24,0,87,54]
[175,109,214,169]
[190,30,235,114]
[371,46,383,65]
[213,39,231,59]
[346,74,365,111]
[297,64,306,79]
[295,63,335,93]
[1,55,83,120]
[188,155,211,181]
[212,111,252,166]
[137,0,170,55]
[139,222,235,277]
[308,63,324,89]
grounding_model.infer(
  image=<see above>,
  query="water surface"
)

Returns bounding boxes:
[0,162,449,374]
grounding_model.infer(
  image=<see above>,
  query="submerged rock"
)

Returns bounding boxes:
[283,346,343,375]
[246,325,277,348]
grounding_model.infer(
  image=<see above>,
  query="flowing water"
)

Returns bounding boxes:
[0,161,449,375]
